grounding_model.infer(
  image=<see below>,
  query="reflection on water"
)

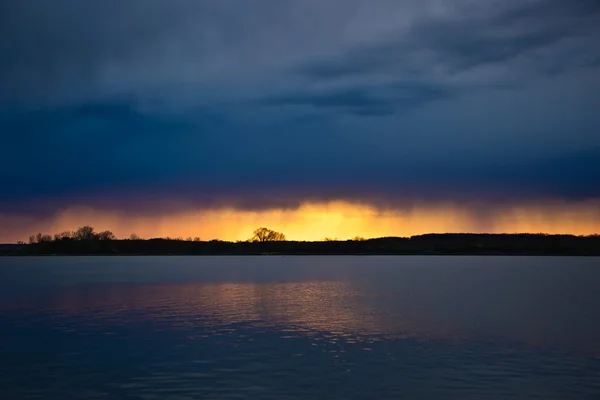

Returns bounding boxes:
[1,256,600,399]
[7,281,435,342]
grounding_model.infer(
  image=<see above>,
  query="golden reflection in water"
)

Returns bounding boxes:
[8,280,598,354]
[22,282,425,338]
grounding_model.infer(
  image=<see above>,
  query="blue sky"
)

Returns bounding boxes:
[1,0,599,223]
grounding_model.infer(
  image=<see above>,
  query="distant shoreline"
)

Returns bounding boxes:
[2,234,599,256]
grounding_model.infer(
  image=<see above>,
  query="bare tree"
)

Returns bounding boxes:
[74,226,96,241]
[129,233,141,240]
[97,230,116,241]
[250,227,286,242]
[54,231,73,241]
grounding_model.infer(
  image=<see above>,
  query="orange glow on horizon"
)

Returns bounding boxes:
[1,200,599,243]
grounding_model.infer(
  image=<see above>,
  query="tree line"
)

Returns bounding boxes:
[28,226,116,243]
[12,225,599,256]
[26,226,288,244]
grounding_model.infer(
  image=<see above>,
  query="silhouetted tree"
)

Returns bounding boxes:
[352,236,366,241]
[250,227,286,242]
[53,231,73,241]
[129,233,141,240]
[74,226,96,241]
[29,232,52,243]
[97,230,116,241]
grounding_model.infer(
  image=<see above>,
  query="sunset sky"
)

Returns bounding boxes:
[1,0,599,242]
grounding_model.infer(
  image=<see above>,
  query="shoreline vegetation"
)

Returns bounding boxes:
[1,226,599,256]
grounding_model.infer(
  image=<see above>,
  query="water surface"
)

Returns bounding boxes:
[1,256,599,399]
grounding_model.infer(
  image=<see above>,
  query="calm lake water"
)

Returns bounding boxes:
[1,256,599,399]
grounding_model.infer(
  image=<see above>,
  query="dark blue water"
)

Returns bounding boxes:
[1,256,599,399]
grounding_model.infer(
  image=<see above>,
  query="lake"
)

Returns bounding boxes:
[1,256,599,399]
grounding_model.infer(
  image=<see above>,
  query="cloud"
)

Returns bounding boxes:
[0,0,599,225]
[296,0,600,81]
[263,82,452,116]
[0,0,425,105]
[4,0,597,106]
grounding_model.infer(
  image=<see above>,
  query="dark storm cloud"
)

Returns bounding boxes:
[0,0,599,217]
[297,0,600,81]
[264,83,452,116]
[274,0,600,117]
[2,97,598,218]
